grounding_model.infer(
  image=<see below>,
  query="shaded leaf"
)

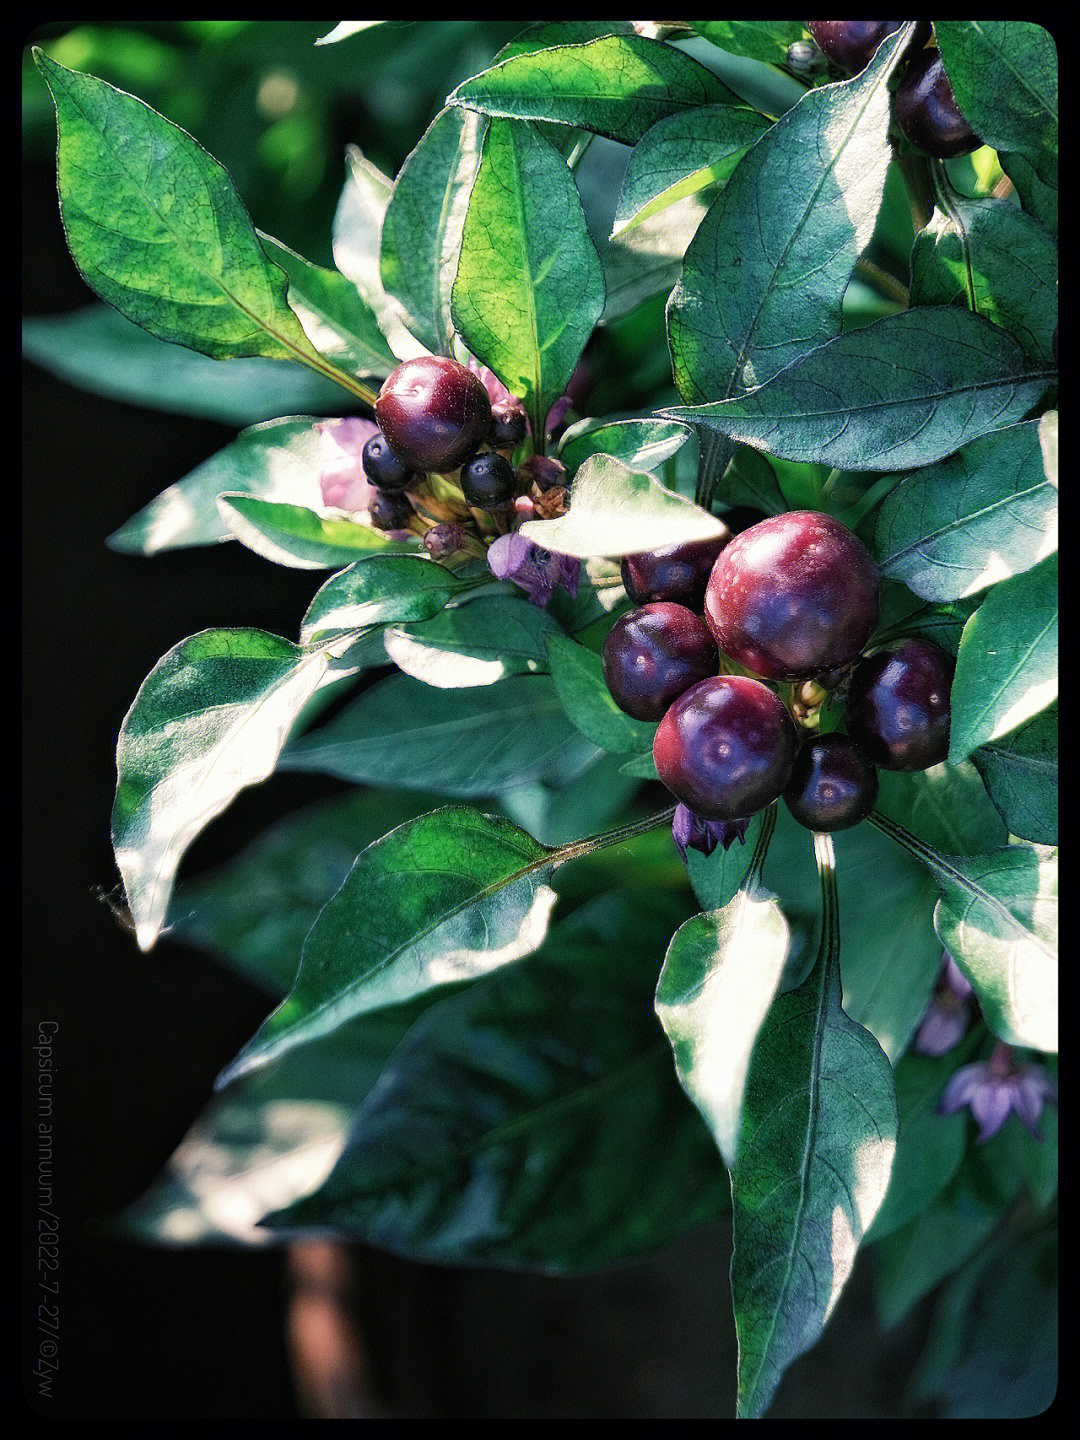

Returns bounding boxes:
[613,104,768,235]
[22,307,346,425]
[667,27,910,402]
[544,633,657,755]
[972,706,1057,846]
[666,308,1051,472]
[874,421,1056,601]
[381,105,485,354]
[557,417,690,475]
[264,893,726,1267]
[281,672,600,796]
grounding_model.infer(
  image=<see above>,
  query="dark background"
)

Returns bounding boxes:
[22,21,934,1418]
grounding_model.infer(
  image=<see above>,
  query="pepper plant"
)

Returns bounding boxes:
[28,19,1057,1418]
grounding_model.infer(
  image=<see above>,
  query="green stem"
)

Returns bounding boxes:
[854,255,909,307]
[556,805,676,865]
[894,147,936,234]
[695,428,733,510]
[745,802,778,889]
[812,830,841,973]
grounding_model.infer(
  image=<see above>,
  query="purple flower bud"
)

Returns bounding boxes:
[915,950,975,1056]
[315,417,380,514]
[671,804,750,862]
[487,533,580,608]
[423,522,468,559]
[544,394,574,443]
[939,1041,1058,1142]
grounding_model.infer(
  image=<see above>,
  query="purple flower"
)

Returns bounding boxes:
[939,1041,1058,1142]
[315,417,379,514]
[466,357,515,410]
[671,804,750,863]
[487,533,580,608]
[915,951,975,1056]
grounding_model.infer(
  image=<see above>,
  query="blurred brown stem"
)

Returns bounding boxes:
[286,1241,378,1418]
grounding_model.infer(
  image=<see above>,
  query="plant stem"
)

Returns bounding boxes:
[894,147,936,234]
[695,428,733,511]
[745,802,778,889]
[812,830,841,971]
[557,805,676,864]
[853,255,909,307]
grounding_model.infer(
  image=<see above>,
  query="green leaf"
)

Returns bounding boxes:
[656,812,790,1169]
[108,417,332,555]
[217,495,416,569]
[730,837,897,1418]
[949,554,1057,760]
[494,21,637,62]
[383,594,563,687]
[875,763,1007,857]
[520,453,725,558]
[719,446,787,515]
[263,894,726,1267]
[1038,410,1057,487]
[932,845,1058,1054]
[34,54,359,395]
[999,149,1057,237]
[217,807,560,1084]
[450,34,738,146]
[935,22,1057,187]
[380,106,485,354]
[913,1218,1057,1418]
[972,706,1057,846]
[910,194,1058,365]
[687,21,808,65]
[612,104,769,235]
[258,233,397,378]
[667,27,910,403]
[22,307,347,425]
[866,1052,970,1243]
[113,629,343,950]
[666,308,1051,472]
[557,417,690,475]
[281,672,601,796]
[500,751,643,848]
[763,807,943,1063]
[544,633,656,755]
[451,120,604,435]
[874,1137,1027,1330]
[333,144,425,362]
[874,421,1057,601]
[871,815,1058,1053]
[299,553,471,644]
[169,789,442,993]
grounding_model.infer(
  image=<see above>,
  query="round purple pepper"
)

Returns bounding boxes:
[704,511,879,682]
[653,675,798,821]
[602,603,718,722]
[375,356,492,474]
[783,733,879,832]
[845,637,955,771]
